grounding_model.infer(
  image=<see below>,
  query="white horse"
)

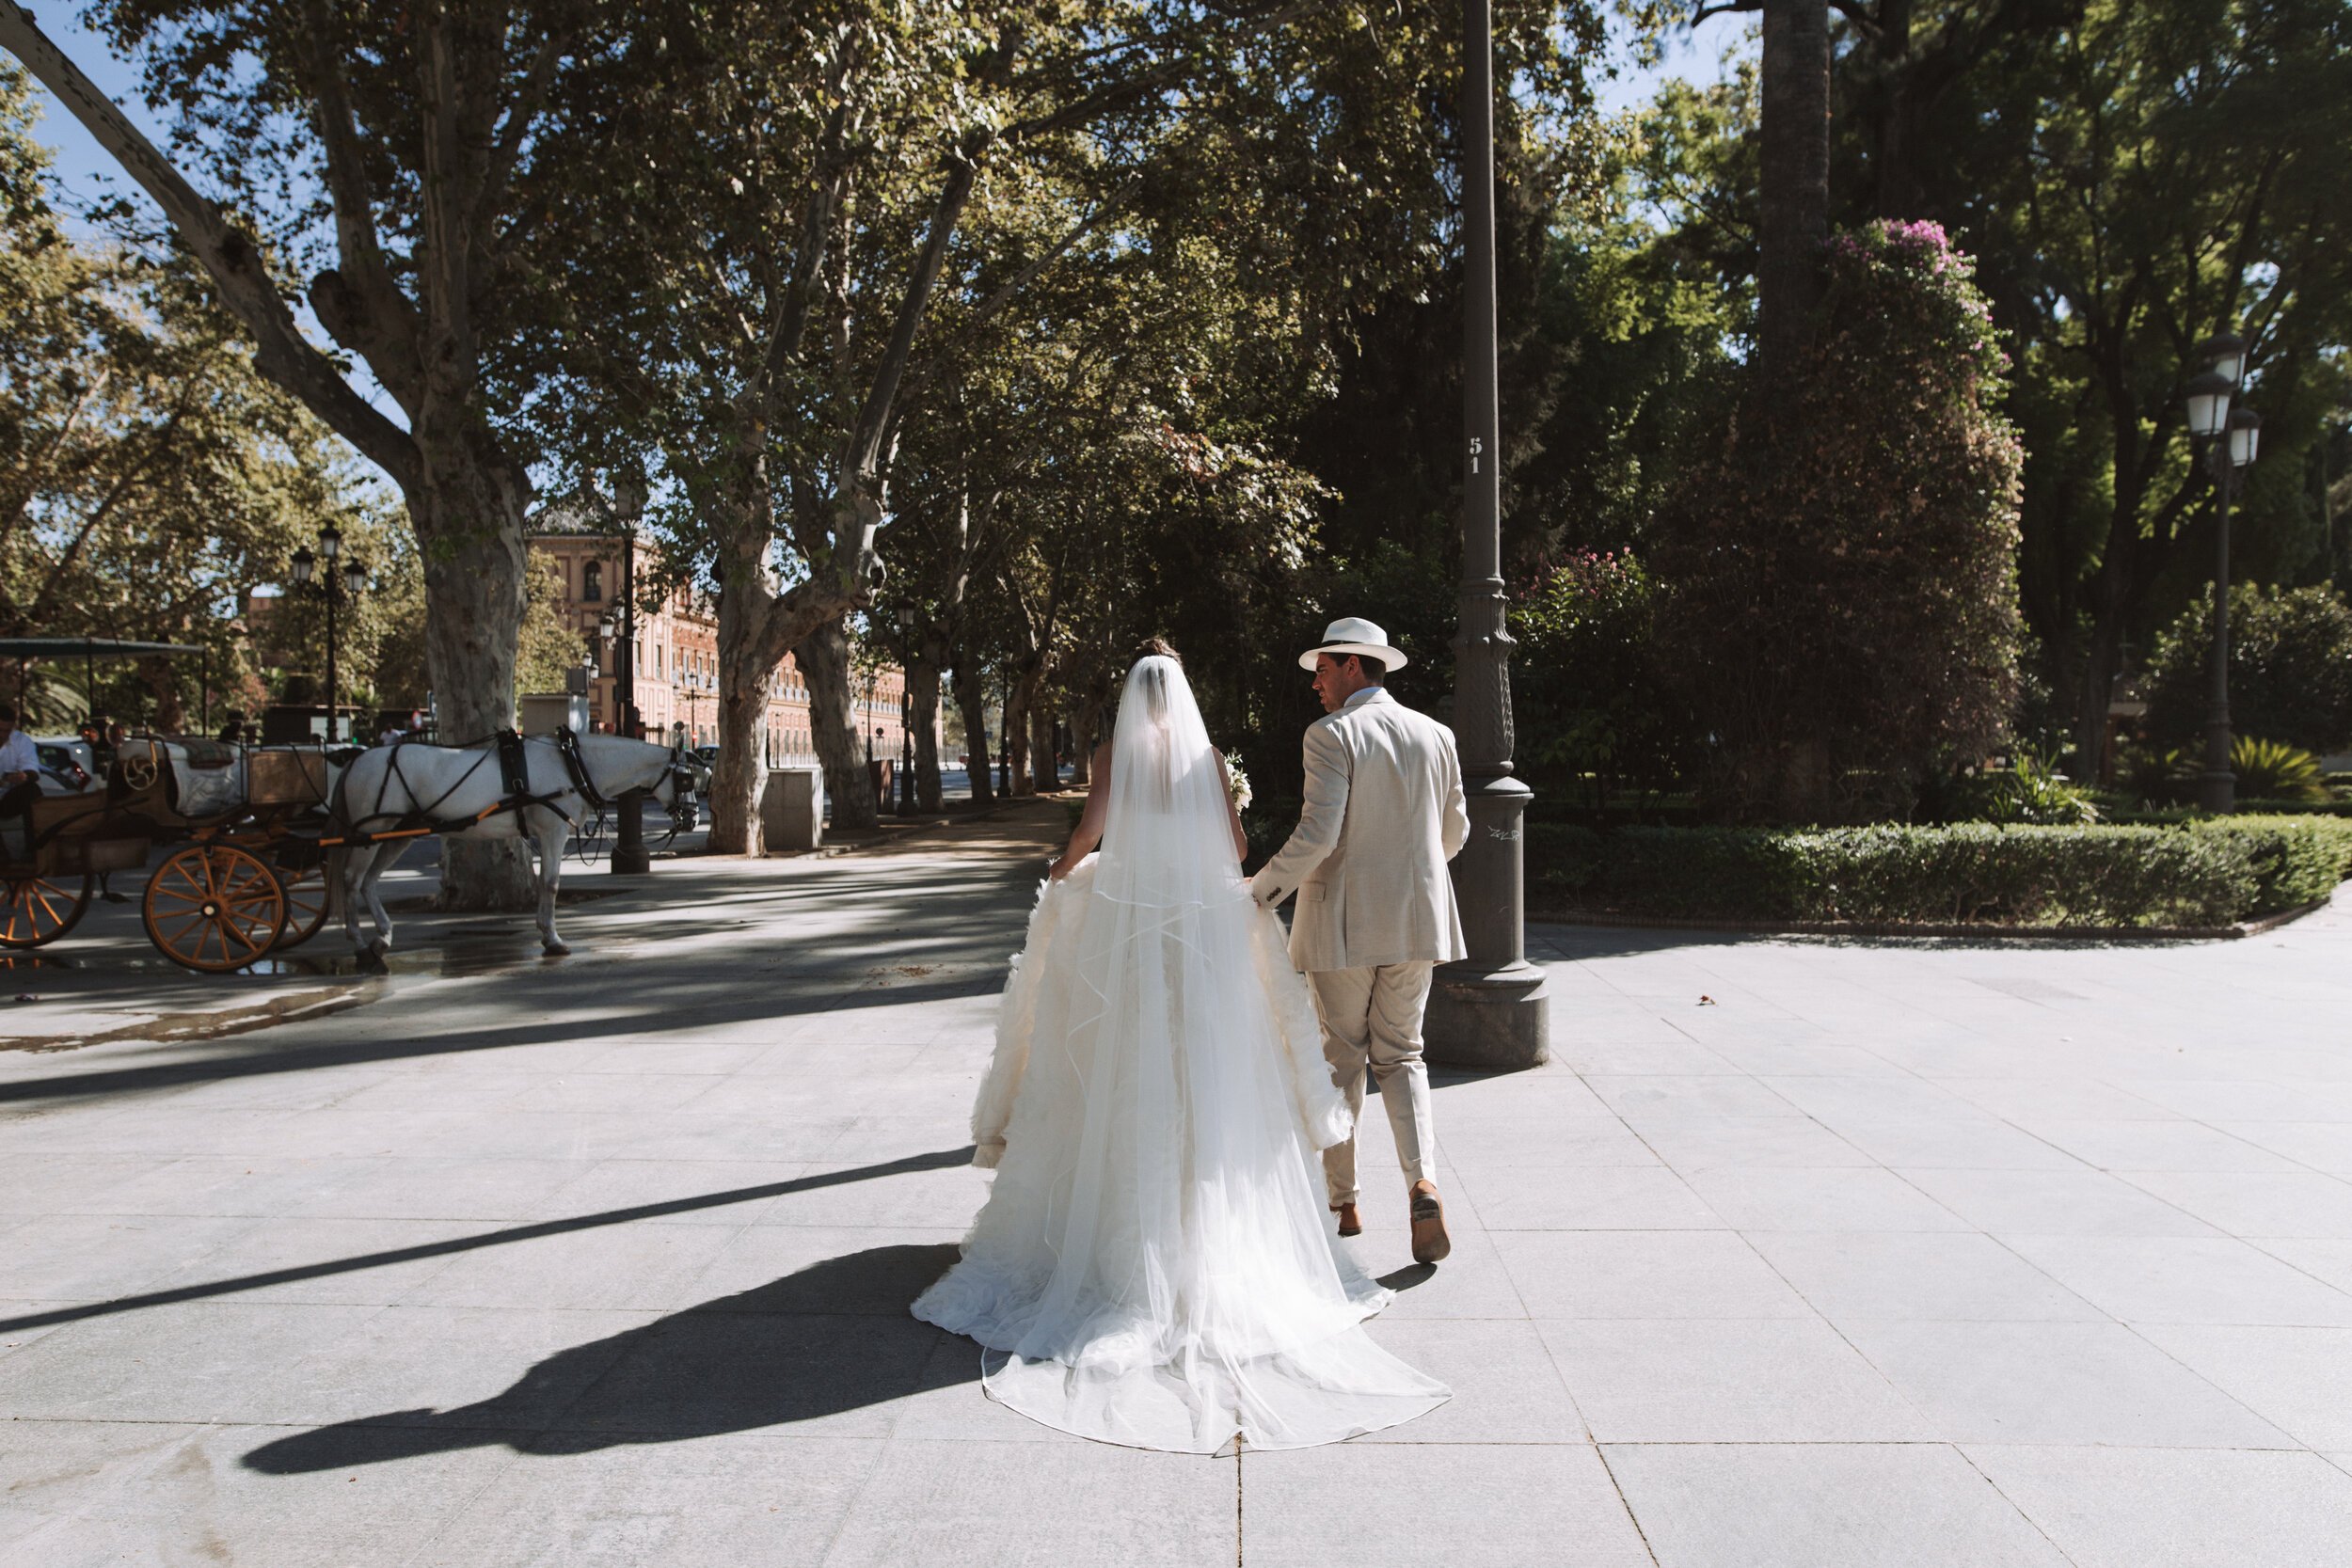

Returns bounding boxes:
[332,732,680,958]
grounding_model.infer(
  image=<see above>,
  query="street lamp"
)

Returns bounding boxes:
[2185,333,2260,815]
[289,528,365,744]
[1424,0,1547,1070]
[611,473,651,874]
[894,608,917,816]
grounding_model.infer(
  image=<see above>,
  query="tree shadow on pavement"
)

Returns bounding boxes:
[243,1243,969,1475]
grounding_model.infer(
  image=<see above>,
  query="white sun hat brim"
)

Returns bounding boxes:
[1298,641,1408,673]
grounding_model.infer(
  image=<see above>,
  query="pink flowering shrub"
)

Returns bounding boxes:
[1650,219,2026,823]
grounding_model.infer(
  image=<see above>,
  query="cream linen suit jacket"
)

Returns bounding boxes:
[1253,688,1471,972]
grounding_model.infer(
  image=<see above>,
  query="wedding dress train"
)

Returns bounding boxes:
[912,657,1448,1452]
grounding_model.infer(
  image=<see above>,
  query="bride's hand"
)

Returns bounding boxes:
[1047,854,1075,881]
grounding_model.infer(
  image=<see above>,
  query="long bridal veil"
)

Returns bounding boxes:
[913,654,1448,1452]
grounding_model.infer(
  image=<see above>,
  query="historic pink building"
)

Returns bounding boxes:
[528,531,908,768]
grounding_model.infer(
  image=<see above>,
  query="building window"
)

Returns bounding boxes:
[583,561,603,602]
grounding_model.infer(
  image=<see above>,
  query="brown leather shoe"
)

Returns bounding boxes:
[1332,1201,1362,1238]
[1409,1182,1451,1264]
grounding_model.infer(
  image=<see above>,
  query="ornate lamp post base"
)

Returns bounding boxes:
[612,786,652,875]
[1425,967,1549,1069]
[1425,770,1549,1069]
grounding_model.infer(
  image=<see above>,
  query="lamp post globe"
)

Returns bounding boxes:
[2228,406,2262,469]
[2185,370,2233,439]
[290,531,359,743]
[2199,332,2249,388]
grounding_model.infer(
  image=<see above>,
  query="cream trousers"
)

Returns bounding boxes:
[1309,961,1437,1208]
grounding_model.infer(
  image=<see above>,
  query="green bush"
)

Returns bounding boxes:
[1918,749,2099,825]
[1526,817,2352,928]
[1796,824,2251,927]
[1512,551,1692,805]
[2142,585,2352,757]
[2187,815,2352,913]
[2231,737,2328,803]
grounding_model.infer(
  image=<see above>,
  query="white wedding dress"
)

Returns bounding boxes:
[912,655,1449,1452]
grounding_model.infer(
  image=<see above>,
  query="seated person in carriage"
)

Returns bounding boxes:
[0,703,39,857]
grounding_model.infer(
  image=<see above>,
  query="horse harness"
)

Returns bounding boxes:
[323,727,648,849]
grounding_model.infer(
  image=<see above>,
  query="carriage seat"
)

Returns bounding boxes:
[171,737,238,769]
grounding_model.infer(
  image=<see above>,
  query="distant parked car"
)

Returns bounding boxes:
[33,736,100,795]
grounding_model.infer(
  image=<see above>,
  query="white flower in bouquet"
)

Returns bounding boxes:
[1223,750,1252,812]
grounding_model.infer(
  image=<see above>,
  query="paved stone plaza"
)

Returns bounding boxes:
[6,800,2352,1566]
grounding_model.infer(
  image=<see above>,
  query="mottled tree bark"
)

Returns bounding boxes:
[796,616,877,831]
[907,630,946,811]
[415,454,535,907]
[1030,705,1057,792]
[952,660,994,805]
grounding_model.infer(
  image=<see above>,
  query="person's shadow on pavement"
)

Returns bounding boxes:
[243,1243,969,1474]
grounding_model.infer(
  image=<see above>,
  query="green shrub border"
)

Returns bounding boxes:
[1527,816,2352,930]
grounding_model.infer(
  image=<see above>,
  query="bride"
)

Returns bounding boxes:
[913,640,1448,1452]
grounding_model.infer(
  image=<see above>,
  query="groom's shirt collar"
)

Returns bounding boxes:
[1343,686,1387,708]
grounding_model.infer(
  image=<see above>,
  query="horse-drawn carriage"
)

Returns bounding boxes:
[2,734,336,970]
[4,634,702,972]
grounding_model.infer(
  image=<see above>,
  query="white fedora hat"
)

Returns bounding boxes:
[1300,616,1408,673]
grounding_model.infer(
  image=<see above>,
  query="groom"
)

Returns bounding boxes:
[1253,618,1470,1265]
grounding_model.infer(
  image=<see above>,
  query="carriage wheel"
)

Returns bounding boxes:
[142,844,287,972]
[270,861,331,952]
[0,873,92,948]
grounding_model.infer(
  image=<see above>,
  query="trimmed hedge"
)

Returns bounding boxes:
[1526,816,2352,929]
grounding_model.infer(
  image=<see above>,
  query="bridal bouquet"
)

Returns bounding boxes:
[1223,750,1252,812]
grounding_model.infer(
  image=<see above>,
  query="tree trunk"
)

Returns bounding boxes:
[707,504,791,856]
[1758,0,1832,379]
[1030,705,1057,792]
[1070,702,1096,786]
[952,660,994,805]
[1006,673,1036,796]
[908,637,945,812]
[797,616,876,831]
[1867,0,1917,218]
[418,460,535,910]
[708,620,772,857]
